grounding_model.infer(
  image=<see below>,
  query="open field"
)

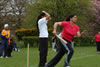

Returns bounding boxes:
[0,46,100,67]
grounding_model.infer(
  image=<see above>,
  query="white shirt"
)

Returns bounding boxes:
[38,17,48,38]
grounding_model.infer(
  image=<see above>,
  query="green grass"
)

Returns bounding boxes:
[0,46,100,67]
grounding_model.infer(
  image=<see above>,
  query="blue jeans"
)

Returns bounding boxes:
[0,40,8,57]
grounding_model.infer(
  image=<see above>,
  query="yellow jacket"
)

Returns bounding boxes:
[1,29,10,44]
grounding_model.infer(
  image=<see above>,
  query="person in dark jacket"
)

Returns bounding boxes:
[0,24,10,58]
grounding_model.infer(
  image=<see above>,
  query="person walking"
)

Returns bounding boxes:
[92,31,100,53]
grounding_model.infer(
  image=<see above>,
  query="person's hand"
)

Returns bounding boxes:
[53,30,57,36]
[82,30,87,34]
[42,10,46,13]
[6,33,8,36]
[91,40,94,42]
[8,42,10,45]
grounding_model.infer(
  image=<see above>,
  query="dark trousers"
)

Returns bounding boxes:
[39,38,48,67]
[46,40,74,67]
[13,43,18,52]
[96,42,100,52]
[0,40,8,57]
[7,43,13,57]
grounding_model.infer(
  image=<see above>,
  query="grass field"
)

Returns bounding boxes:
[0,46,100,67]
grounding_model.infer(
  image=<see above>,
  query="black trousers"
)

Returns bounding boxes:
[39,38,48,67]
[96,42,100,52]
[46,40,74,67]
[7,43,13,57]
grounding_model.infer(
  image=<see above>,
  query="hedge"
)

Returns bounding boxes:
[15,28,53,40]
[22,36,39,47]
[22,36,52,47]
[22,36,96,47]
[74,36,96,46]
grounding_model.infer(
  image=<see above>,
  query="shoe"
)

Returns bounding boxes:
[52,49,56,52]
[8,55,12,57]
[66,66,70,67]
[5,56,8,58]
[18,49,20,52]
[65,66,70,67]
[0,56,3,58]
[44,64,47,67]
[38,65,44,67]
[97,51,100,54]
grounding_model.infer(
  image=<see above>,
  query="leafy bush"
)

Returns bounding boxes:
[21,36,96,48]
[22,36,39,47]
[15,28,53,40]
[16,41,25,48]
[22,36,52,47]
[74,36,96,46]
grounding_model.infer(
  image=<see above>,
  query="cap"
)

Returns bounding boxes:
[4,24,9,28]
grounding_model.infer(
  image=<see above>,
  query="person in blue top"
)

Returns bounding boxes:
[0,24,10,58]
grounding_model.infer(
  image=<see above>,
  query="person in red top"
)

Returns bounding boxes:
[45,15,87,67]
[92,31,100,53]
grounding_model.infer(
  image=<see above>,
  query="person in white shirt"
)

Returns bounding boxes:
[36,11,51,67]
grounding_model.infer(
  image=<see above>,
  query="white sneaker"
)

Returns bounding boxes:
[0,56,3,58]
[5,56,8,58]
[66,66,70,67]
[52,49,56,52]
[18,49,20,52]
[97,51,100,54]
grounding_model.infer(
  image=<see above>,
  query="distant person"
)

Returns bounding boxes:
[36,11,51,67]
[7,39,13,57]
[13,38,19,52]
[0,24,10,58]
[0,31,1,37]
[92,31,100,53]
[71,40,74,48]
[52,36,57,52]
[0,31,1,47]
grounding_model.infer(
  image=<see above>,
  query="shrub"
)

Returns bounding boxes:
[16,41,25,48]
[22,36,39,47]
[74,36,96,46]
[21,36,96,48]
[15,28,53,40]
[22,36,53,47]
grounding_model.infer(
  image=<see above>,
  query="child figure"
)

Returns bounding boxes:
[13,38,19,52]
[52,36,57,52]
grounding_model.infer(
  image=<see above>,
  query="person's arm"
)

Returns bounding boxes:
[2,30,7,36]
[1,30,8,39]
[91,36,95,42]
[42,11,51,21]
[53,22,62,36]
[76,30,87,38]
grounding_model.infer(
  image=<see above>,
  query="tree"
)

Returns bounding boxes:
[23,0,94,32]
[7,0,27,28]
[0,0,10,30]
[0,0,28,30]
[91,0,100,34]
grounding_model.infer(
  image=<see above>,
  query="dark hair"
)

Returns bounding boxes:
[36,13,46,32]
[66,14,76,21]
